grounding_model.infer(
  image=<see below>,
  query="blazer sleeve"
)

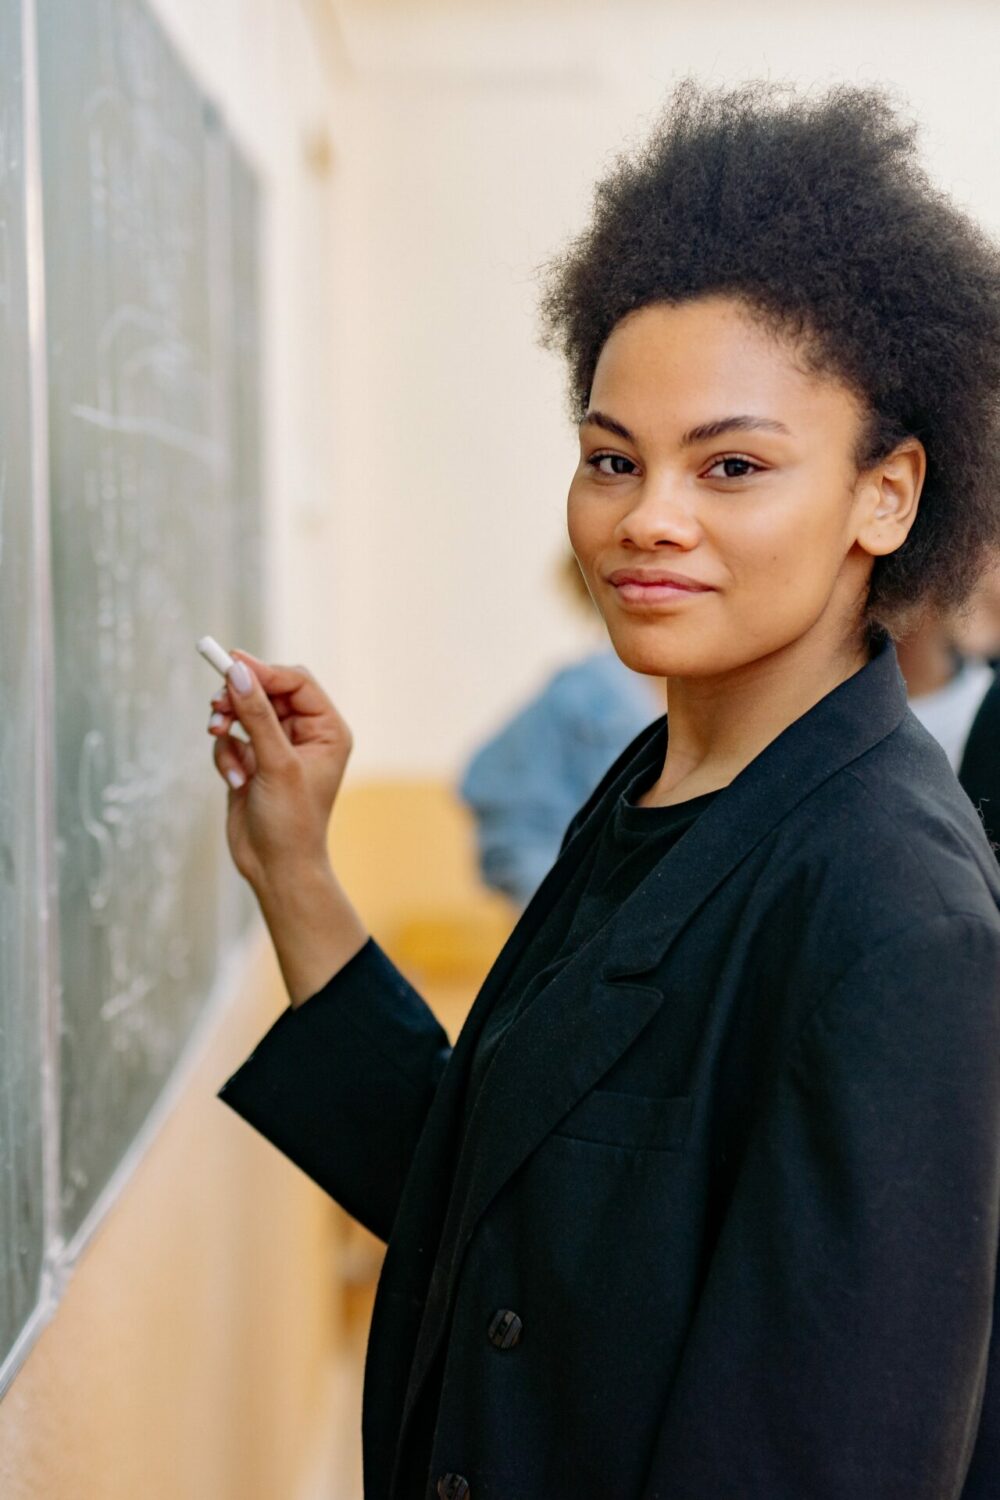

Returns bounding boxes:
[644,910,1000,1500]
[216,937,452,1242]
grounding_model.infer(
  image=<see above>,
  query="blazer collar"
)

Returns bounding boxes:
[604,628,909,978]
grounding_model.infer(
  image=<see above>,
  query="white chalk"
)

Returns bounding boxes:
[196,635,236,678]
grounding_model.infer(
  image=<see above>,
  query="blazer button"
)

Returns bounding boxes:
[487,1308,523,1349]
[436,1475,470,1500]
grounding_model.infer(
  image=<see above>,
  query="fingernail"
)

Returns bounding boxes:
[229,661,252,694]
[209,713,226,730]
[226,768,246,790]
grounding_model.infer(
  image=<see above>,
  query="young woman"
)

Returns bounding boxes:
[209,81,1000,1499]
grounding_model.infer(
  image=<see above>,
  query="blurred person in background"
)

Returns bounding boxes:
[211,80,1000,1499]
[954,551,1000,661]
[458,550,664,906]
[897,602,1000,854]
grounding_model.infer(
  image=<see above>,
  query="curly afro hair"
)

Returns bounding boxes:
[537,78,1000,641]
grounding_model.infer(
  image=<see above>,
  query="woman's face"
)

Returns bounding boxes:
[567,295,901,679]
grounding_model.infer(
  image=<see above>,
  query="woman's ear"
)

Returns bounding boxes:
[854,437,927,558]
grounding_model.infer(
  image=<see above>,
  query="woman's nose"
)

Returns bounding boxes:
[614,480,701,550]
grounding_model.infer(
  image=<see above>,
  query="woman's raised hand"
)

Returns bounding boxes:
[206,650,353,894]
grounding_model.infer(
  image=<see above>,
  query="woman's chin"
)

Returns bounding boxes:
[609,641,702,679]
[603,619,703,676]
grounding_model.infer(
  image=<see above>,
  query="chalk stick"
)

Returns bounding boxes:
[196,635,236,678]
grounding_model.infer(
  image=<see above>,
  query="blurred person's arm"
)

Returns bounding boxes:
[459,692,586,906]
[459,651,660,907]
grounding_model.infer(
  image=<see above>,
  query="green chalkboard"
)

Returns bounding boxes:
[1,0,264,1396]
[37,0,263,1239]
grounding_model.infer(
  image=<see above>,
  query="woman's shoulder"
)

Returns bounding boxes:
[745,719,1000,1018]
[771,708,1000,932]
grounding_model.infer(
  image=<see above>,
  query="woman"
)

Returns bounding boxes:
[209,81,1000,1498]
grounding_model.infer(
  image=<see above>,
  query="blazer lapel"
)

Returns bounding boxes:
[399,633,910,1439]
[440,964,663,1287]
[396,952,666,1448]
[426,710,669,1077]
[603,631,910,979]
[378,717,668,1292]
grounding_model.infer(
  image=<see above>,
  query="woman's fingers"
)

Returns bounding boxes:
[212,688,295,724]
[210,709,301,749]
[230,650,337,722]
[224,659,294,775]
[212,730,257,789]
[226,651,352,756]
[229,650,311,695]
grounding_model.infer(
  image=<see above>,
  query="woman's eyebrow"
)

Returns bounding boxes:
[580,410,792,445]
[579,409,636,442]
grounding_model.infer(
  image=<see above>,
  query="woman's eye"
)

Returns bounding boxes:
[705,455,763,480]
[586,452,638,477]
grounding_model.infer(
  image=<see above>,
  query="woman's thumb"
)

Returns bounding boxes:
[226,659,289,773]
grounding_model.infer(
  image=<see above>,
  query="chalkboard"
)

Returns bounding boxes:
[227,141,264,661]
[37,0,263,1239]
[0,0,46,1377]
[0,0,263,1391]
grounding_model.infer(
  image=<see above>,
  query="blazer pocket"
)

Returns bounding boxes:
[552,1088,692,1151]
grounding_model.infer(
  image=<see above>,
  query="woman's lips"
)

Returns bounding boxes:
[611,580,714,604]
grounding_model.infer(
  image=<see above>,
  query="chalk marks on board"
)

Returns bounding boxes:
[0,0,263,1395]
[75,717,205,1071]
[0,93,15,342]
[0,63,17,575]
[0,454,8,572]
[37,0,262,1239]
[78,728,113,914]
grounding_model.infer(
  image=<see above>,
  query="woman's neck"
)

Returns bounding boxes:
[645,626,870,808]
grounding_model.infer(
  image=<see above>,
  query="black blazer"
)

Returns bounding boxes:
[218,635,1000,1500]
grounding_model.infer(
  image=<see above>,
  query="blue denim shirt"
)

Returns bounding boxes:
[458,649,661,907]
